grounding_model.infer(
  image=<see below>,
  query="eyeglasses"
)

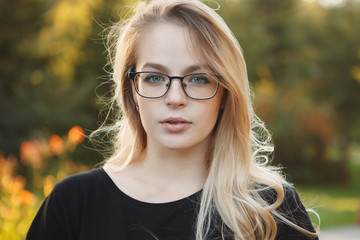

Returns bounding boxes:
[128,71,220,100]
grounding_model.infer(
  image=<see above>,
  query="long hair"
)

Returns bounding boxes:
[95,0,318,239]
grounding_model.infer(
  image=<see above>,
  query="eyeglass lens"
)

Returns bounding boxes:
[134,72,218,99]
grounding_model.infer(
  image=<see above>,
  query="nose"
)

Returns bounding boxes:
[164,79,188,107]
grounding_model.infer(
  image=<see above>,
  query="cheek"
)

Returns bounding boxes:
[201,101,222,128]
[210,105,222,124]
[209,90,224,118]
[137,101,157,129]
[206,96,224,129]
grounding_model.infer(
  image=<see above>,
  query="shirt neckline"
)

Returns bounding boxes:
[98,167,202,209]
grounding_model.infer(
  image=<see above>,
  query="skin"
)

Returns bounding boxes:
[105,22,224,203]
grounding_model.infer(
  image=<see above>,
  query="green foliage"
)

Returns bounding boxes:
[220,0,360,184]
[0,0,127,161]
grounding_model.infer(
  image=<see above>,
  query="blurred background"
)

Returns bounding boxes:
[0,0,359,238]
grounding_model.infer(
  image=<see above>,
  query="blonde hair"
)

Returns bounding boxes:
[96,0,319,239]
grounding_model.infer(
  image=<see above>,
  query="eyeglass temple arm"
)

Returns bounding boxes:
[128,69,136,80]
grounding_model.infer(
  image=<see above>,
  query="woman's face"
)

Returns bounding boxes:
[134,22,224,152]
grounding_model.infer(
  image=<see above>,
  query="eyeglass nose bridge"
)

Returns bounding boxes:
[165,75,187,89]
[162,76,189,101]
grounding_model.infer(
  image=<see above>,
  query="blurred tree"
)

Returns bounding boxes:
[312,1,360,182]
[0,0,48,154]
[220,0,359,184]
[0,0,130,165]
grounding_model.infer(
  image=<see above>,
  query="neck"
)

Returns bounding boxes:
[132,137,210,189]
[104,138,210,203]
[142,145,207,179]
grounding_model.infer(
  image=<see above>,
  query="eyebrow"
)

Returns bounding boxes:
[140,62,210,74]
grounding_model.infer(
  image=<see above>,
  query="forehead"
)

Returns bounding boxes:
[135,22,206,73]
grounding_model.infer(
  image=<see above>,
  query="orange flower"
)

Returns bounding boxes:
[0,154,17,185]
[49,135,64,155]
[68,125,85,144]
[20,141,42,168]
[20,189,36,206]
[9,176,26,194]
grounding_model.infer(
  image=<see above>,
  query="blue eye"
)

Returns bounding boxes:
[145,74,165,83]
[190,76,210,85]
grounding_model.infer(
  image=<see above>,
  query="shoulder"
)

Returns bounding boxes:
[42,168,108,225]
[257,184,318,239]
[50,168,105,200]
[55,168,104,188]
[27,168,107,239]
[257,183,305,209]
[276,186,318,239]
[277,184,310,221]
[258,183,311,222]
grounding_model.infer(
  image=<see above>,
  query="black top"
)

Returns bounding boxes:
[27,168,318,240]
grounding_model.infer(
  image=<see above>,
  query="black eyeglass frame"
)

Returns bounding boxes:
[128,70,221,100]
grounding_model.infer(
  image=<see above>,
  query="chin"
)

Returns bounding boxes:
[162,143,192,151]
[160,139,206,152]
[150,134,210,152]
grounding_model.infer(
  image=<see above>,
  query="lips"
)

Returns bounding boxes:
[160,117,192,132]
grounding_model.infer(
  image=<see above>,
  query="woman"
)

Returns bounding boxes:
[27,0,319,239]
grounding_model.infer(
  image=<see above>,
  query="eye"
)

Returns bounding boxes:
[189,75,210,85]
[144,74,165,83]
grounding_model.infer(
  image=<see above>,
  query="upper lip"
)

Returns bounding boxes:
[160,117,191,124]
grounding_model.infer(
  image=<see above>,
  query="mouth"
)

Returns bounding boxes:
[160,117,191,124]
[160,117,192,132]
